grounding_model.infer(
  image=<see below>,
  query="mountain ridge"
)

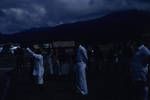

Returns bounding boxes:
[1,9,150,43]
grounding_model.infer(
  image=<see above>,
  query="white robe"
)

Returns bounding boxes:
[27,48,44,85]
[131,45,149,82]
[131,45,149,100]
[75,45,88,95]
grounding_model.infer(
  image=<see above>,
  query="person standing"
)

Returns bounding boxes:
[74,42,88,95]
[46,49,54,75]
[26,47,44,85]
[130,44,149,100]
[13,45,25,73]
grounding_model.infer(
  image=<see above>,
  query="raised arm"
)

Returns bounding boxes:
[26,48,39,58]
[10,46,18,54]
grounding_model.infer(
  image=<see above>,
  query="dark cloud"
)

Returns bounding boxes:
[0,10,6,16]
[0,0,150,34]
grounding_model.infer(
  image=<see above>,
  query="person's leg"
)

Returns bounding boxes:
[37,67,44,85]
[49,61,54,75]
[76,63,88,95]
[80,66,88,95]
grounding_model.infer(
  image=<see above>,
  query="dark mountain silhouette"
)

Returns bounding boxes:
[1,9,150,43]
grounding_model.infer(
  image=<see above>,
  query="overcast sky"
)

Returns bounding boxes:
[0,0,150,34]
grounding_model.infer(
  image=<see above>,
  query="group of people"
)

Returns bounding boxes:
[0,42,89,96]
[0,41,149,99]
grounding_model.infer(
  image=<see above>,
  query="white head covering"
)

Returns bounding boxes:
[138,44,150,56]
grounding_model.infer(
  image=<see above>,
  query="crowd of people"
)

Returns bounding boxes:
[0,42,89,96]
[0,40,149,100]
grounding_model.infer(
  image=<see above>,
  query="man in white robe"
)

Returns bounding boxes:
[26,48,44,85]
[130,44,149,100]
[74,43,88,95]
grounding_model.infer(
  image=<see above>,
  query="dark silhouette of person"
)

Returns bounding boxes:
[14,46,25,73]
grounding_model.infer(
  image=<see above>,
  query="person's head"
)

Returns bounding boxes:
[32,44,41,54]
[75,40,87,47]
[136,40,142,47]
[36,49,42,54]
[135,38,150,48]
[20,44,28,48]
[75,41,80,49]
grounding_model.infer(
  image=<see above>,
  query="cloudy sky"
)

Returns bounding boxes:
[0,0,150,34]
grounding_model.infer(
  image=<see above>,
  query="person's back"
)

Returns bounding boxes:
[76,45,88,63]
[74,44,88,95]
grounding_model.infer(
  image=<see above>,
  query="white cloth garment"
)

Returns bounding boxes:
[131,44,149,100]
[75,45,88,95]
[76,45,88,63]
[26,48,44,85]
[131,45,150,81]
